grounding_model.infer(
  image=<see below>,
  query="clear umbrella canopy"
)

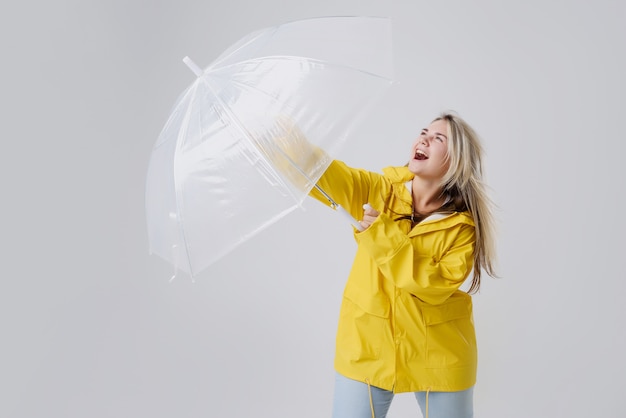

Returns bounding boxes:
[145,16,393,277]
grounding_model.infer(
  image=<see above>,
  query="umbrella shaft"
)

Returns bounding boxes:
[313,183,338,209]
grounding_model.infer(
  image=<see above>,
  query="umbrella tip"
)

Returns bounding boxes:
[182,56,203,77]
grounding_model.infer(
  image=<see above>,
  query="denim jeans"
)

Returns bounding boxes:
[331,372,473,418]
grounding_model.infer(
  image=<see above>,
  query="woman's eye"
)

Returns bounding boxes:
[436,136,444,142]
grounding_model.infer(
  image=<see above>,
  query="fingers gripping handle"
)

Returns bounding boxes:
[336,205,364,232]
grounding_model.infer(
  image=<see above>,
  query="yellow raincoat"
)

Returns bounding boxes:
[311,160,477,393]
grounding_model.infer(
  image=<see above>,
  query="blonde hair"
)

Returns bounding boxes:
[435,112,497,293]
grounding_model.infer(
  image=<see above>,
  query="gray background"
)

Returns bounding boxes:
[2,0,625,417]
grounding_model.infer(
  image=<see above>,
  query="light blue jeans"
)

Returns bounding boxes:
[331,373,473,418]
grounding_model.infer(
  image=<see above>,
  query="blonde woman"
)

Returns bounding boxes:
[310,113,497,418]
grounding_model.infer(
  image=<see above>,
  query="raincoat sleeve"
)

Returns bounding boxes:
[309,160,381,222]
[356,213,475,305]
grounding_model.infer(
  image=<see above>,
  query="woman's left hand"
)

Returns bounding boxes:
[359,203,380,230]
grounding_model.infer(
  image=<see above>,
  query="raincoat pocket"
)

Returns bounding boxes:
[421,298,471,325]
[336,297,387,361]
[342,266,390,319]
[421,297,476,368]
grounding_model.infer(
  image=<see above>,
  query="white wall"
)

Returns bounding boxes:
[2,1,624,417]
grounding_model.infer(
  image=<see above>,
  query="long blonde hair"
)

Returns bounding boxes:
[436,112,497,293]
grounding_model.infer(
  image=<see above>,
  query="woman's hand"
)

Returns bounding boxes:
[359,203,380,230]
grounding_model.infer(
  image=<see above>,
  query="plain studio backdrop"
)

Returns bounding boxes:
[1,0,624,417]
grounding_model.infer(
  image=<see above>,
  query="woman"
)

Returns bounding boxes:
[310,112,497,418]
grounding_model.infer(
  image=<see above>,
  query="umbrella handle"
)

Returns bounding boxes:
[336,205,365,232]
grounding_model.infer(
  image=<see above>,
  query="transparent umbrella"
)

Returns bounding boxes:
[145,16,394,278]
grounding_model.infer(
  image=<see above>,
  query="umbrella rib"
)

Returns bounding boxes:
[173,83,202,277]
[209,28,276,69]
[207,55,393,83]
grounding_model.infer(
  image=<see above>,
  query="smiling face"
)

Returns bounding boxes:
[407,118,451,181]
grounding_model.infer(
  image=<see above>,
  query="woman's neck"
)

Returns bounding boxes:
[411,177,446,214]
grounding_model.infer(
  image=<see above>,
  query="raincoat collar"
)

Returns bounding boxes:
[382,165,414,208]
[381,165,475,236]
[382,165,414,183]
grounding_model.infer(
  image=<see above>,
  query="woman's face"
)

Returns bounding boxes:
[407,119,451,181]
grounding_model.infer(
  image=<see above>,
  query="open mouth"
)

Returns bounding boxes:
[415,150,428,160]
